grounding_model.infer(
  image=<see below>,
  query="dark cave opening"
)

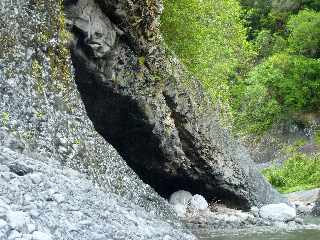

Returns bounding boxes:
[64,0,257,210]
[69,45,249,209]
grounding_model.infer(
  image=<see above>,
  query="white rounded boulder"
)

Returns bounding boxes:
[169,190,193,206]
[189,194,208,210]
[259,203,296,222]
[172,204,187,218]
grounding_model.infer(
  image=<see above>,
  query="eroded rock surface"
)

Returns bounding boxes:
[0,0,176,217]
[286,188,320,215]
[312,193,320,216]
[66,0,283,208]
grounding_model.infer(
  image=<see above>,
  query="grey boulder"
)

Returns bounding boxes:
[259,203,296,222]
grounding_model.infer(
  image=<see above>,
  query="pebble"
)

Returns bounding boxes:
[0,146,197,240]
[0,219,7,229]
[29,173,42,184]
[32,231,52,240]
[7,210,29,231]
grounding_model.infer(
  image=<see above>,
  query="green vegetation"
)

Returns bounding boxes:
[316,131,320,145]
[161,0,253,118]
[233,53,320,134]
[233,3,320,135]
[33,0,72,91]
[262,153,320,193]
[287,9,320,58]
[161,1,320,135]
[1,112,10,126]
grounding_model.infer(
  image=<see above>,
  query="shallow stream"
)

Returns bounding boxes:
[194,217,320,240]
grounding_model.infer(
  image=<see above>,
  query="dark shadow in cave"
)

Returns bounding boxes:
[69,45,249,209]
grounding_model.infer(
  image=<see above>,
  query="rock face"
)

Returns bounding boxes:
[0,0,176,218]
[66,0,283,208]
[259,203,296,222]
[286,188,320,215]
[0,0,197,238]
[0,145,195,240]
[312,193,320,216]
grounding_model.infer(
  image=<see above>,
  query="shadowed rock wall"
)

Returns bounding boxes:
[65,0,284,208]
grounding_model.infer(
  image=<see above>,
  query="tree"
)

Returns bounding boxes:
[234,53,320,134]
[161,0,253,116]
[287,9,320,58]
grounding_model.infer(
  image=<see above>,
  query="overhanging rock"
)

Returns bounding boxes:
[65,0,284,209]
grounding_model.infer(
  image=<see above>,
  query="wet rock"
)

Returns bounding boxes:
[294,217,304,225]
[8,163,33,176]
[294,201,313,215]
[312,204,320,216]
[312,192,320,216]
[286,188,320,215]
[259,203,296,222]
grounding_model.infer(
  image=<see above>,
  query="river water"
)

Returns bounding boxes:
[194,217,320,240]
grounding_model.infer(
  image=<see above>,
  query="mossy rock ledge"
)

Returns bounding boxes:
[65,0,284,208]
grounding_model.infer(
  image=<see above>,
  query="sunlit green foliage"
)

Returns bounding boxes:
[262,153,320,193]
[287,10,320,58]
[161,0,253,116]
[240,0,320,39]
[161,0,320,136]
[233,53,320,134]
[232,6,320,135]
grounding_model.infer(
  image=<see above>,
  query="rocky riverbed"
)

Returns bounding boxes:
[167,191,320,240]
[168,190,308,230]
[1,146,319,240]
[0,145,196,240]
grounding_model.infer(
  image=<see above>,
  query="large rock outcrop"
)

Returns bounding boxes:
[1,0,198,238]
[65,0,284,208]
[0,0,177,218]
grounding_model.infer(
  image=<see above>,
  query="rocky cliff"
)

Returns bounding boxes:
[65,0,283,208]
[0,0,286,238]
[0,0,200,238]
[0,0,180,219]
